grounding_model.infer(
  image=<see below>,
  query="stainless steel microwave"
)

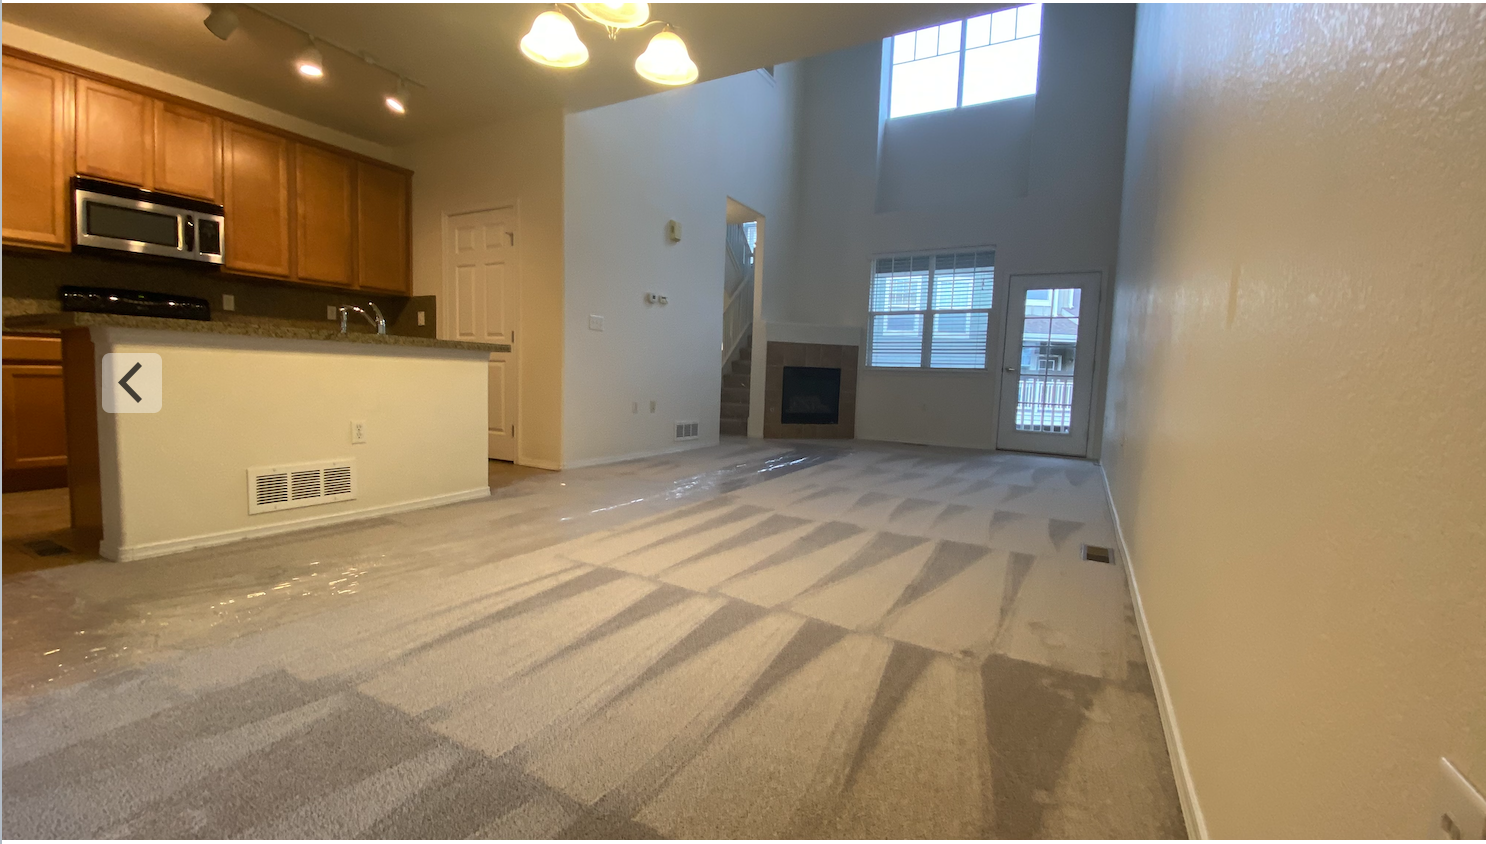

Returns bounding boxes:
[73,177,225,265]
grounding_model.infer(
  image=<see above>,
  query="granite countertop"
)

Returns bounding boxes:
[4,311,509,353]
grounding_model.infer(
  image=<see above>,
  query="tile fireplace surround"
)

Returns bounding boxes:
[764,341,858,439]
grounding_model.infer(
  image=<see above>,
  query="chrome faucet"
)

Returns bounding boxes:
[338,302,386,335]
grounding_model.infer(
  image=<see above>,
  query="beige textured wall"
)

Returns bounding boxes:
[1103,4,1486,838]
[406,110,565,469]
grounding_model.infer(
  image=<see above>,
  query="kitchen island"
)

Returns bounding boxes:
[6,312,508,561]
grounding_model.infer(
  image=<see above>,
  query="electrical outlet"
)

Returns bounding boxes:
[589,315,604,331]
[417,310,426,326]
[649,400,656,413]
[328,305,338,320]
[1436,758,1486,839]
[221,294,235,311]
[350,420,367,444]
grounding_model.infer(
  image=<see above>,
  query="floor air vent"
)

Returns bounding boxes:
[1082,544,1114,564]
[248,459,357,515]
[675,420,699,440]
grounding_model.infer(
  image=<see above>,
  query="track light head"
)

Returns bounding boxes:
[296,40,324,78]
[385,78,409,115]
[203,5,239,41]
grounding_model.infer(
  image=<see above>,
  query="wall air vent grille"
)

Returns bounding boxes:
[675,421,700,440]
[1082,544,1114,564]
[247,459,357,515]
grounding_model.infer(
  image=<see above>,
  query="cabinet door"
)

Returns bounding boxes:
[356,161,410,293]
[153,100,221,202]
[75,77,153,187]
[223,122,291,277]
[2,56,72,250]
[2,364,68,472]
[295,144,355,286]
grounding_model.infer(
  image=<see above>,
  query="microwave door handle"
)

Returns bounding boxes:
[183,215,195,253]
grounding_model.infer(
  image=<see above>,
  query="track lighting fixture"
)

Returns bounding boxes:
[295,39,324,78]
[203,5,239,41]
[519,5,698,85]
[384,78,409,115]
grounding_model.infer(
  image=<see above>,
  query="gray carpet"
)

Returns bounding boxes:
[2,441,1185,838]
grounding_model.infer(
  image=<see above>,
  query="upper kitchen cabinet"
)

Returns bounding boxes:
[75,77,154,187]
[153,101,221,202]
[223,121,292,278]
[356,161,410,293]
[2,55,73,251]
[295,144,356,287]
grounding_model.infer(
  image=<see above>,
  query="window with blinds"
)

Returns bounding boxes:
[869,250,994,369]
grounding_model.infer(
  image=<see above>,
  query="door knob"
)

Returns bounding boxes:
[1004,366,1016,372]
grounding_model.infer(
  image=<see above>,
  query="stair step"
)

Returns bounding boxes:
[721,386,750,404]
[722,374,749,390]
[719,418,747,437]
[720,401,749,420]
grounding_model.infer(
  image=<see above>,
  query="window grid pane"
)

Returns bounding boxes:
[870,314,925,367]
[890,4,1041,118]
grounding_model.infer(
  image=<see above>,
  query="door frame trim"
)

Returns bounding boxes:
[440,201,521,464]
[993,269,1106,458]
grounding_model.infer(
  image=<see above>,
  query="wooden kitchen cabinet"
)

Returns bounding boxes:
[153,100,221,202]
[223,121,292,278]
[75,77,154,188]
[2,55,73,251]
[356,161,410,293]
[2,335,68,491]
[295,144,355,286]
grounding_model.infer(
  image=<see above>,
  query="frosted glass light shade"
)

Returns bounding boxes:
[296,43,324,78]
[635,30,698,86]
[521,11,589,68]
[575,3,649,28]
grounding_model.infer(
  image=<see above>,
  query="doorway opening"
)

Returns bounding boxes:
[721,198,763,438]
[995,272,1102,457]
[444,207,519,463]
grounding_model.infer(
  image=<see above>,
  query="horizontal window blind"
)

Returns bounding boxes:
[869,249,994,369]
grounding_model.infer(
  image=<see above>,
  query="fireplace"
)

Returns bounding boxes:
[764,340,857,439]
[781,366,841,425]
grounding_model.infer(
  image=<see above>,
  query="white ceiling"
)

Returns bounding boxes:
[3,3,1004,148]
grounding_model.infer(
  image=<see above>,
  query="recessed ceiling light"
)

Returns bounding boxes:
[296,40,325,78]
[384,78,409,115]
[203,5,239,41]
[520,10,589,68]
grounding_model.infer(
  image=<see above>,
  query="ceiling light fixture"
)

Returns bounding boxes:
[384,78,410,115]
[573,2,650,30]
[519,5,698,85]
[521,10,590,68]
[295,39,325,78]
[203,5,239,41]
[635,28,699,86]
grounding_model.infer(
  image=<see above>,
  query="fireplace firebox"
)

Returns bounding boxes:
[781,366,841,425]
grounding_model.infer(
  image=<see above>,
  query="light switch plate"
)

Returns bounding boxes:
[221,294,235,311]
[350,420,367,444]
[328,305,338,320]
[589,315,604,331]
[417,310,426,326]
[1436,758,1486,839]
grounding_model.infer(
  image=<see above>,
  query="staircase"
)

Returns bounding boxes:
[719,330,752,437]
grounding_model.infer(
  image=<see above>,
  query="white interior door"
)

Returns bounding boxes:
[996,272,1102,457]
[446,208,519,461]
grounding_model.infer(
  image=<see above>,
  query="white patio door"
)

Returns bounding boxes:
[446,207,519,461]
[995,272,1101,457]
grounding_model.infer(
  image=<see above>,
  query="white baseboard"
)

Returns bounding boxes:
[1101,466,1209,840]
[516,456,563,471]
[104,486,491,562]
[560,439,714,470]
